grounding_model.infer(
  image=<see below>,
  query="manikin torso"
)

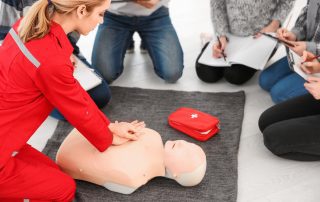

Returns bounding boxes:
[56,128,206,194]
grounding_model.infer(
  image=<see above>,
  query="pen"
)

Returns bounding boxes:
[301,55,320,64]
[259,32,295,48]
[216,36,227,61]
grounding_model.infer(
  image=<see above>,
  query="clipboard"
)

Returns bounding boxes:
[285,47,320,79]
[73,56,103,91]
[260,32,295,48]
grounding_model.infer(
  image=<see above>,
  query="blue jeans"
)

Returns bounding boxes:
[92,6,184,83]
[50,55,111,121]
[259,57,308,103]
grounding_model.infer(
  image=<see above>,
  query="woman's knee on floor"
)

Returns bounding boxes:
[262,124,289,157]
[269,80,308,104]
[164,68,183,83]
[155,63,184,83]
[259,70,274,91]
[224,65,256,85]
[196,64,224,83]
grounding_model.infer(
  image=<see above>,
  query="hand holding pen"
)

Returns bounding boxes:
[300,50,320,74]
[277,28,297,42]
[213,36,227,61]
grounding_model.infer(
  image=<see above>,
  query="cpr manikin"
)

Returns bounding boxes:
[56,127,207,194]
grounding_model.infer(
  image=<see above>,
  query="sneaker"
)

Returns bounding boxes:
[126,40,134,54]
[140,41,147,54]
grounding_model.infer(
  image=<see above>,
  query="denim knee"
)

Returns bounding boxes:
[154,60,183,83]
[160,67,183,83]
[259,70,273,91]
[269,81,308,104]
[270,88,284,104]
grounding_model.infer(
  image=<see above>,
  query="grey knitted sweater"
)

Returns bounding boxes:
[210,0,294,37]
[291,0,320,55]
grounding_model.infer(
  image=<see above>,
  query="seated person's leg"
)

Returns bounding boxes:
[262,115,320,161]
[259,57,292,91]
[259,94,320,132]
[269,73,308,103]
[195,42,225,83]
[196,64,225,83]
[259,94,320,161]
[139,7,183,83]
[224,64,257,85]
[92,12,134,84]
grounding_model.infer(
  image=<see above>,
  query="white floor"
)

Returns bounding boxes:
[28,0,320,201]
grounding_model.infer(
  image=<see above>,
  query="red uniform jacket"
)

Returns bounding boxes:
[0,22,113,169]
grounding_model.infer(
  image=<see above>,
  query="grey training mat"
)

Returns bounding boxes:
[43,86,245,202]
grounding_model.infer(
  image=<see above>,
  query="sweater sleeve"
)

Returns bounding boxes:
[272,0,295,25]
[34,54,113,152]
[291,5,308,41]
[210,0,229,36]
[306,41,320,55]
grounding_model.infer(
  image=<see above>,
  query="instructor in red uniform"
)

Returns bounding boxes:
[0,0,141,201]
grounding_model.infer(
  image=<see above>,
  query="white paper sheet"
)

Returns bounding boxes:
[198,33,278,70]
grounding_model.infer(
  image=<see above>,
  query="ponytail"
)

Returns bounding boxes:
[18,0,53,43]
[18,0,106,43]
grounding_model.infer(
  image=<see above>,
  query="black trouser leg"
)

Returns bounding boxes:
[224,64,257,85]
[259,94,320,161]
[196,64,225,83]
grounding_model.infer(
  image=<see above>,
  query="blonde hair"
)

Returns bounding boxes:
[18,0,106,43]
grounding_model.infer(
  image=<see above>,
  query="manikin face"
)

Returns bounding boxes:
[76,0,110,35]
[164,140,206,175]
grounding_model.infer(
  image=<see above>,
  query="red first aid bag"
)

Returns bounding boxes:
[168,107,220,141]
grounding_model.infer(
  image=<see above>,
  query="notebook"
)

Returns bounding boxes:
[286,47,320,79]
[73,56,103,91]
[198,33,278,70]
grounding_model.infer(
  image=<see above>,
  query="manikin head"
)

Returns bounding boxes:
[164,140,207,186]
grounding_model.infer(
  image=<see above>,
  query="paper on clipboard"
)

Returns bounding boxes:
[197,33,277,70]
[73,56,103,91]
[286,47,320,79]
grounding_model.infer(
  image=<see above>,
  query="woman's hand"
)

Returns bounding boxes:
[277,28,296,41]
[109,120,146,145]
[134,0,159,9]
[255,20,280,38]
[212,36,227,58]
[300,51,320,74]
[304,77,320,100]
[290,41,307,56]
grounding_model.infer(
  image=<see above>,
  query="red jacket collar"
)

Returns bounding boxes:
[49,21,74,56]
